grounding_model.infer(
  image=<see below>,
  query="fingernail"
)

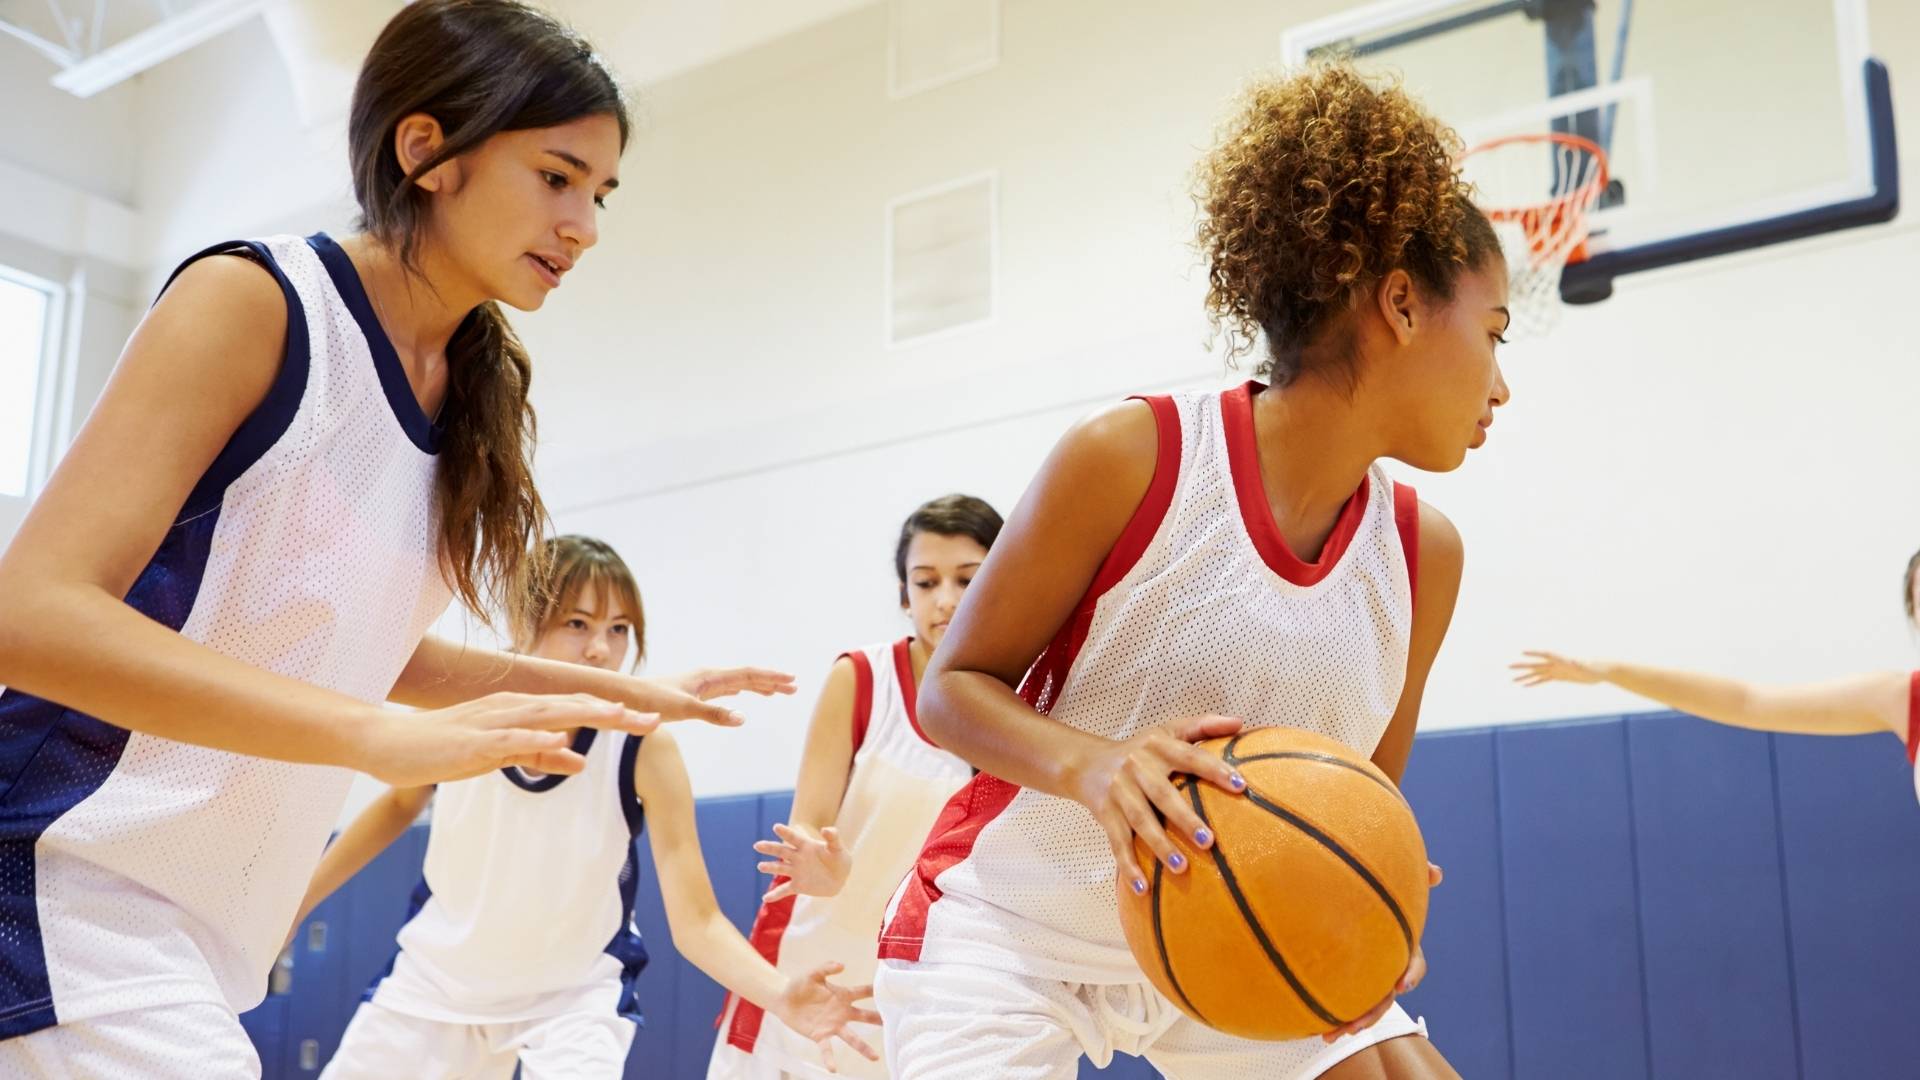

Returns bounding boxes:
[1228,773,1246,791]
[1194,827,1213,847]
[1167,852,1186,871]
[1130,877,1147,895]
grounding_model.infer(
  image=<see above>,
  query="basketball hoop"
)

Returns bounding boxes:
[1460,131,1608,337]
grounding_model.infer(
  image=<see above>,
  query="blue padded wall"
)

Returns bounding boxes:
[246,713,1920,1079]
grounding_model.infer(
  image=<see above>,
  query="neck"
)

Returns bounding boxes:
[1248,375,1386,557]
[339,233,478,358]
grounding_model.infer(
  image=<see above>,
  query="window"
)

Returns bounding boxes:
[0,269,56,499]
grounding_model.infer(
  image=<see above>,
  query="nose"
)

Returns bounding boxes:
[583,630,609,662]
[559,200,597,254]
[1490,359,1512,409]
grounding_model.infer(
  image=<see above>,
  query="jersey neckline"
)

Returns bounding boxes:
[1221,380,1372,587]
[307,232,445,455]
[501,727,598,792]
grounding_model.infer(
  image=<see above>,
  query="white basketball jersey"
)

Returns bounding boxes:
[367,730,649,1024]
[711,638,973,1080]
[880,383,1420,984]
[0,233,451,1039]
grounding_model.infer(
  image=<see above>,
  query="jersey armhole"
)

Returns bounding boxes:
[1084,394,1183,598]
[845,651,875,758]
[617,734,645,836]
[1393,481,1420,608]
[161,240,311,523]
[1905,672,1919,764]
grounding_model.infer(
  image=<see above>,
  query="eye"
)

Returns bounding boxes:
[1491,332,1509,347]
[564,618,588,631]
[611,624,629,636]
[541,170,568,190]
[593,194,608,209]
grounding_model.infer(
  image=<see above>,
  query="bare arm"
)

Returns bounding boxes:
[1325,499,1461,1043]
[1370,501,1465,785]
[289,785,434,936]
[1513,653,1910,739]
[633,730,879,1068]
[753,657,859,902]
[393,635,796,726]
[0,256,648,785]
[918,401,1245,894]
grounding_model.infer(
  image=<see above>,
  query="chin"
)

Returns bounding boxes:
[1401,443,1471,473]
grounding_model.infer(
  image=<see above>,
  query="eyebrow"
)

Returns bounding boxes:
[567,607,631,620]
[911,563,984,572]
[545,150,619,190]
[1493,305,1512,332]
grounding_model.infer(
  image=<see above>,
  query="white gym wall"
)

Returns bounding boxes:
[1,1,1916,814]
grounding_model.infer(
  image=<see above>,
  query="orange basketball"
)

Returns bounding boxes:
[1117,726,1429,1042]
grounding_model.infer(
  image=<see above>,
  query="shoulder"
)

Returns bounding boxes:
[137,250,292,399]
[1415,498,1463,579]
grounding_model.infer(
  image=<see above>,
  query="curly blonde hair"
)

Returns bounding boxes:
[1196,62,1500,386]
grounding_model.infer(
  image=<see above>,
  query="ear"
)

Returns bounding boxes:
[1373,268,1417,347]
[393,113,455,192]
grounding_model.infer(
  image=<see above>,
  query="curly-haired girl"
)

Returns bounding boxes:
[873,63,1509,1079]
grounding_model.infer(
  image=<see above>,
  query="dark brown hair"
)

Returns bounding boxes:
[1196,62,1501,388]
[348,0,631,630]
[895,494,1004,604]
[1905,547,1920,624]
[513,535,646,669]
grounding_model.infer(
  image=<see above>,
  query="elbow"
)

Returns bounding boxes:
[918,668,961,744]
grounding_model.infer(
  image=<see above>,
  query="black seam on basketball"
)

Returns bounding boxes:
[1224,750,1408,806]
[1242,787,1415,955]
[1190,783,1347,1029]
[1150,857,1205,1025]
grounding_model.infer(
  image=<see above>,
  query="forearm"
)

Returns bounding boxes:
[392,635,638,708]
[1591,660,1891,735]
[0,580,378,767]
[919,668,1107,798]
[674,909,788,1011]
[293,797,420,926]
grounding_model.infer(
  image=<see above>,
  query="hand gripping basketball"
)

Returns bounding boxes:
[1068,714,1250,898]
[1114,726,1435,1041]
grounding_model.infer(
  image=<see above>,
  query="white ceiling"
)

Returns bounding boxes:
[0,0,879,91]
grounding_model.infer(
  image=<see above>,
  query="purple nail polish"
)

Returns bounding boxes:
[1194,828,1213,847]
[1167,852,1186,871]
[1229,772,1247,791]
[1131,877,1147,895]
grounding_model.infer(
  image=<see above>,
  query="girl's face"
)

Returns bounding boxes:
[423,113,623,312]
[530,581,635,672]
[901,532,988,652]
[1383,257,1514,472]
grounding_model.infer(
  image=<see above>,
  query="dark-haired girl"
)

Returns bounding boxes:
[711,495,1002,1079]
[874,65,1507,1079]
[0,3,773,1074]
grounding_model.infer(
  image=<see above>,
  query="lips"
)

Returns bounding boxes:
[526,252,572,287]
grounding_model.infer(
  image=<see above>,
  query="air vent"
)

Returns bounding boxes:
[886,173,996,347]
[888,0,1000,98]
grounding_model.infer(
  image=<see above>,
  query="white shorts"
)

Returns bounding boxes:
[875,959,1429,1080]
[319,999,635,1080]
[0,1001,260,1079]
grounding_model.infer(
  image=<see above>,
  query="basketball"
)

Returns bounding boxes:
[1117,726,1430,1042]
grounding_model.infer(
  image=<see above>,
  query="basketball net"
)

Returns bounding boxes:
[1460,132,1608,338]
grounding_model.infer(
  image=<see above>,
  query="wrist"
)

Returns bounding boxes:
[332,704,393,774]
